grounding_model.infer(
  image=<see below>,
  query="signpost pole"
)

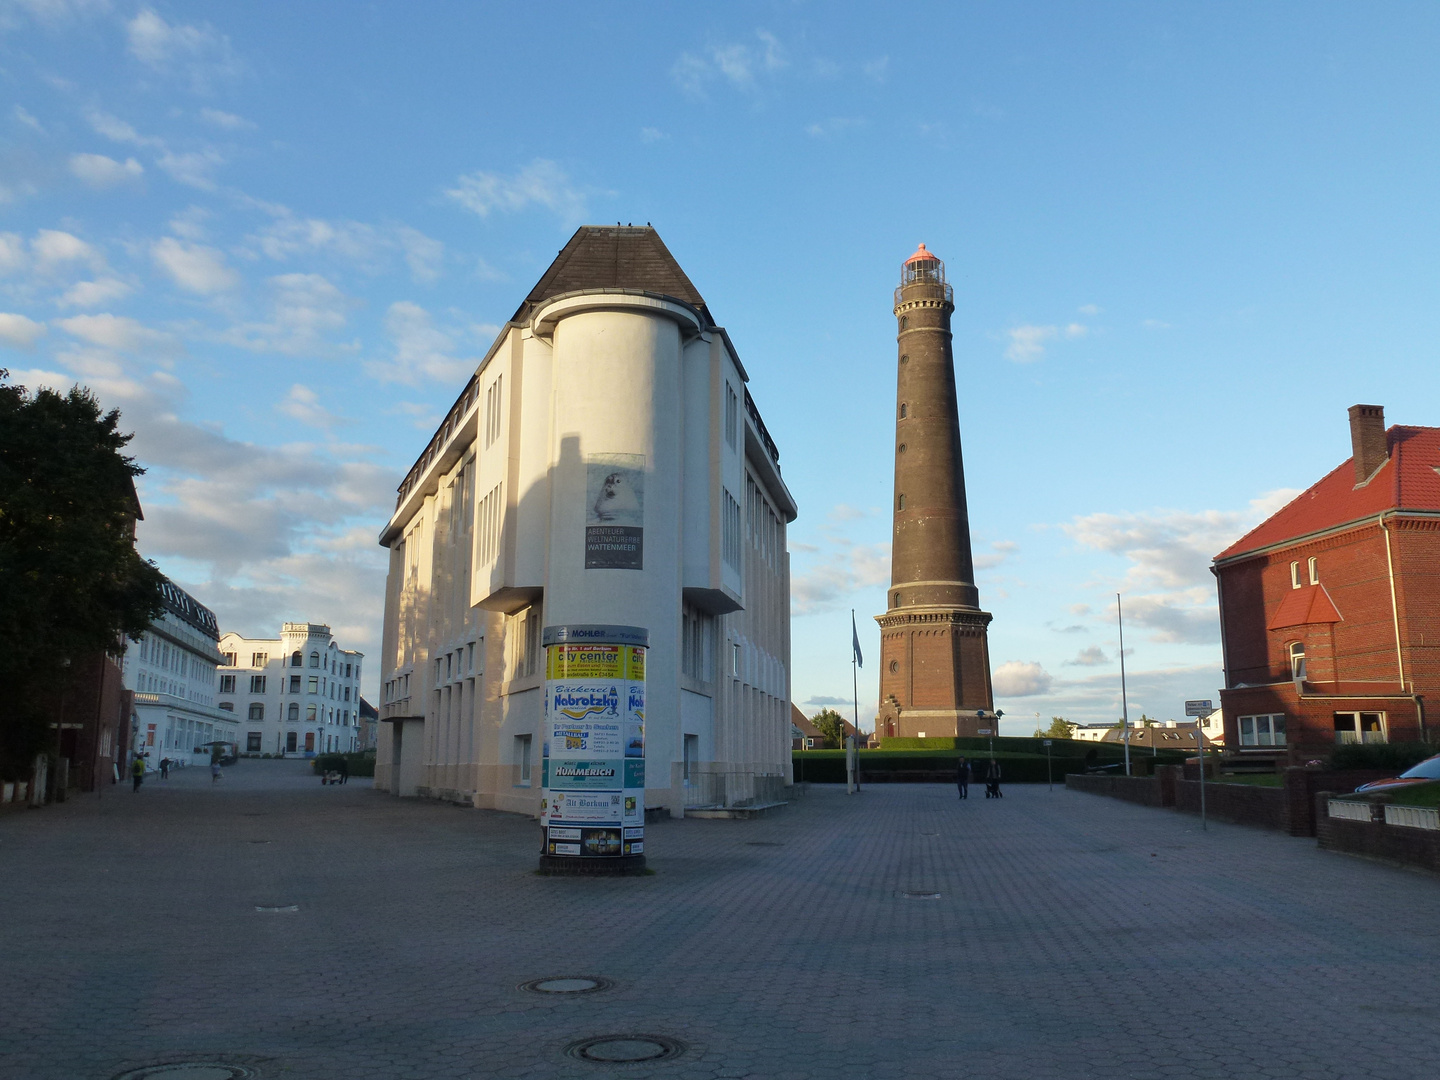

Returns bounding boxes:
[1185,699,1214,833]
[1118,594,1131,777]
[1043,739,1053,792]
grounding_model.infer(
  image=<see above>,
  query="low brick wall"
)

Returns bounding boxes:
[1175,779,1286,830]
[1281,769,1392,836]
[1064,772,1166,807]
[1317,795,1440,873]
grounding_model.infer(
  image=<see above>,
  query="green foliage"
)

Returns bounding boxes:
[0,371,165,778]
[792,744,1188,784]
[1383,781,1440,808]
[1033,717,1076,739]
[810,708,847,749]
[1328,742,1436,772]
[311,751,376,778]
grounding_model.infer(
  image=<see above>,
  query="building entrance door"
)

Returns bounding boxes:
[285,731,297,753]
[304,731,316,753]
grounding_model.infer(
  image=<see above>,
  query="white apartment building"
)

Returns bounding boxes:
[122,578,234,770]
[375,225,797,816]
[216,623,363,757]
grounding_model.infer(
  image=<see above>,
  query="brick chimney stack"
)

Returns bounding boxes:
[1348,404,1388,483]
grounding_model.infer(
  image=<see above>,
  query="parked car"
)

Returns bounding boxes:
[1354,753,1440,793]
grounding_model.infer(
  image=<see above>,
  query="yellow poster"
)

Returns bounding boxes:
[626,645,646,681]
[546,643,623,680]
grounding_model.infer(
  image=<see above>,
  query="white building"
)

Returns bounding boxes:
[216,623,364,757]
[122,578,234,770]
[1071,712,1226,747]
[375,225,797,816]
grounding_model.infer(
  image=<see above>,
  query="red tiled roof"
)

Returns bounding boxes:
[1215,426,1440,561]
[1267,585,1343,630]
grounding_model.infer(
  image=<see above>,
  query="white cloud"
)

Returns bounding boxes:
[277,383,341,428]
[791,540,890,616]
[639,127,667,143]
[199,107,254,130]
[973,539,1018,570]
[59,277,134,308]
[673,29,786,96]
[1067,646,1109,667]
[126,6,240,91]
[1077,303,1101,316]
[151,236,238,294]
[1,0,110,29]
[220,273,355,356]
[993,660,1054,698]
[87,109,164,148]
[32,229,105,275]
[0,312,47,348]
[395,226,444,284]
[1065,322,1088,338]
[362,301,477,385]
[0,233,27,275]
[1005,324,1057,362]
[1063,490,1301,644]
[805,117,866,138]
[13,105,44,132]
[157,148,224,190]
[68,152,144,188]
[245,210,442,282]
[863,56,890,82]
[1142,318,1173,330]
[54,313,179,355]
[445,159,586,223]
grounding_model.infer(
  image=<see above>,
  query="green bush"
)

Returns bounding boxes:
[310,751,376,778]
[791,749,1145,784]
[1328,741,1436,772]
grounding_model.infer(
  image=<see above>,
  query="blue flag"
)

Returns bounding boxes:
[851,610,863,668]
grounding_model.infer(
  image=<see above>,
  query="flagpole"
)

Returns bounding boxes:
[852,610,863,792]
[1117,593,1131,777]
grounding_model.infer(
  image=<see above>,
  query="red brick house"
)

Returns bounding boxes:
[1212,405,1440,763]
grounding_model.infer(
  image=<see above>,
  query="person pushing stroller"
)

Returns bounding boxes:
[984,759,1003,798]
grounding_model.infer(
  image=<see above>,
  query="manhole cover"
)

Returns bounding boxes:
[112,1065,256,1080]
[254,905,298,913]
[565,1035,685,1063]
[745,841,783,847]
[899,891,941,900]
[519,976,614,995]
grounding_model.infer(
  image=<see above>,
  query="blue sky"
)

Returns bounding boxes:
[3,2,1438,729]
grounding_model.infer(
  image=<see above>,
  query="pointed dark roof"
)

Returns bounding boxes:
[512,226,711,325]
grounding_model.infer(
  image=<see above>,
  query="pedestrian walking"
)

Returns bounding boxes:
[955,755,970,800]
[985,759,1003,799]
[210,760,222,782]
[130,756,145,793]
[338,756,349,784]
[159,757,170,779]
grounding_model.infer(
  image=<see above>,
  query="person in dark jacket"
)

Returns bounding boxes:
[159,757,170,779]
[955,755,971,800]
[338,757,349,784]
[985,759,1003,798]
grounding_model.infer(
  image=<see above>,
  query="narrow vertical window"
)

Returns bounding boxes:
[1308,556,1318,585]
[1289,561,1302,589]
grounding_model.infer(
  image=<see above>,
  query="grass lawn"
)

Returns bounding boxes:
[1216,773,1283,787]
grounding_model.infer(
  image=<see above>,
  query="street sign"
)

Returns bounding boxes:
[1042,739,1052,747]
[977,728,992,735]
[1184,699,1213,717]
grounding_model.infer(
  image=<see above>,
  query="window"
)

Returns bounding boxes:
[309,652,320,668]
[248,703,264,721]
[246,732,262,753]
[288,703,299,722]
[725,383,738,449]
[306,704,317,721]
[1334,712,1386,745]
[476,481,504,567]
[900,315,908,330]
[732,642,742,679]
[252,652,268,668]
[515,733,532,785]
[249,675,266,694]
[221,651,237,666]
[509,606,541,679]
[899,403,907,419]
[898,494,906,510]
[900,353,909,365]
[722,488,741,570]
[345,663,352,678]
[897,443,906,454]
[467,642,475,673]
[219,674,236,694]
[219,702,234,712]
[681,606,714,682]
[1290,561,1302,589]
[286,731,297,753]
[289,674,301,693]
[291,650,303,667]
[343,687,350,701]
[307,676,319,693]
[1238,714,1287,747]
[1289,642,1306,681]
[1308,556,1318,585]
[683,733,699,782]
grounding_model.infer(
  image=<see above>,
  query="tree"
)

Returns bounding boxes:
[810,708,847,749]
[1033,716,1076,739]
[0,371,165,778]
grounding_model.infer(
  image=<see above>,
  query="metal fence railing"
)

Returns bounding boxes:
[683,771,787,810]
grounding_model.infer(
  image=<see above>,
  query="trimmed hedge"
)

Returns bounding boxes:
[311,751,376,778]
[1329,741,1436,772]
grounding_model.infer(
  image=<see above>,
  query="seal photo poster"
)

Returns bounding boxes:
[585,453,644,569]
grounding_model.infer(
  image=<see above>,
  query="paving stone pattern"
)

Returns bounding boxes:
[2,760,1439,1079]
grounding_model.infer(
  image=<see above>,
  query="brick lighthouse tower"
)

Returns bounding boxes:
[875,244,994,740]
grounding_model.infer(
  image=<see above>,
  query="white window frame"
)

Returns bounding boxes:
[1333,711,1387,746]
[1308,556,1318,585]
[515,733,532,786]
[1290,561,1302,589]
[1237,713,1287,748]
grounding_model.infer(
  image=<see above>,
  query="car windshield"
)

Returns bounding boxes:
[1398,756,1440,780]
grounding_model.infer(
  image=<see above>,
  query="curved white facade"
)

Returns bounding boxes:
[375,227,796,817]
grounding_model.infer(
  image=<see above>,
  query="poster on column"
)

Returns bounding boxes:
[585,454,644,569]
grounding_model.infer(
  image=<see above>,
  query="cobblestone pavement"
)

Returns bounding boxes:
[3,761,1439,1080]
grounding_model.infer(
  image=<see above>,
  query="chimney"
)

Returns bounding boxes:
[1348,404,1388,483]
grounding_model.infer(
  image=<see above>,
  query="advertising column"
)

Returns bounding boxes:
[539,625,647,874]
